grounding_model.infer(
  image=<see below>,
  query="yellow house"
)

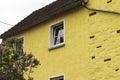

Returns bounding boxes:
[1,0,120,80]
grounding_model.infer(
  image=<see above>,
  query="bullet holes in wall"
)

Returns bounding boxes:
[115,68,119,71]
[107,0,112,3]
[104,58,111,62]
[90,35,95,39]
[91,56,95,59]
[116,29,120,33]
[96,45,102,48]
[89,12,96,16]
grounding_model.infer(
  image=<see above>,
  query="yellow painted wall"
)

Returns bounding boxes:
[17,0,120,80]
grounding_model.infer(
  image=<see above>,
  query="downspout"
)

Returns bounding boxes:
[81,0,120,15]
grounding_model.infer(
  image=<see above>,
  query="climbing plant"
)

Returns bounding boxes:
[0,37,40,80]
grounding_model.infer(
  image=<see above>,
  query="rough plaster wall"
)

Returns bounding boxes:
[87,0,120,80]
[16,0,120,80]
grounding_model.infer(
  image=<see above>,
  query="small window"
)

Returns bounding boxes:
[12,37,24,54]
[49,75,64,80]
[49,21,65,50]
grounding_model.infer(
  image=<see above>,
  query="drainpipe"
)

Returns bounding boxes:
[81,0,120,15]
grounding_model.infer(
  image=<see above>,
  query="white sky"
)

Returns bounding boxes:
[0,0,56,43]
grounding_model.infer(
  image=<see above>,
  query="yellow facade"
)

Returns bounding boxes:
[17,0,120,80]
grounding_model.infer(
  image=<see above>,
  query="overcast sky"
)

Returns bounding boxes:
[0,0,56,43]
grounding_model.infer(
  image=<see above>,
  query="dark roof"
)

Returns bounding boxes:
[0,0,85,39]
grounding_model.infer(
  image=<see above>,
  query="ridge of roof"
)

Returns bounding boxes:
[0,0,84,39]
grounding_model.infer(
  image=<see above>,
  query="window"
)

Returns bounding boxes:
[49,21,65,50]
[12,37,24,54]
[49,75,64,80]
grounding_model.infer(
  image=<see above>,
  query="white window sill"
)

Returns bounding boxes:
[48,43,65,51]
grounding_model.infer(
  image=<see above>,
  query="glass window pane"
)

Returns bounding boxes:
[50,21,64,47]
[50,75,64,80]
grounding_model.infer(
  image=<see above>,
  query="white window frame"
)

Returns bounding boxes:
[12,36,24,55]
[20,36,24,52]
[49,20,65,50]
[17,36,25,52]
[48,74,65,80]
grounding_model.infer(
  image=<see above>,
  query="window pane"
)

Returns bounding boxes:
[60,36,64,43]
[58,29,64,36]
[54,37,58,45]
[50,75,64,80]
[50,21,64,47]
[53,27,64,45]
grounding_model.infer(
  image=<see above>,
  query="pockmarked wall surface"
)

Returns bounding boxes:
[17,0,120,80]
